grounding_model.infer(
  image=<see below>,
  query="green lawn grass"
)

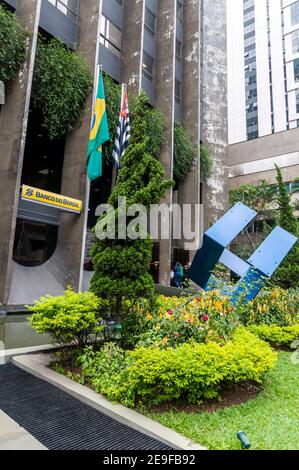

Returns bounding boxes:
[148,352,299,450]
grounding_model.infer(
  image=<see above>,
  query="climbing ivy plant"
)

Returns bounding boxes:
[0,4,27,85]
[200,143,213,179]
[32,37,93,140]
[173,121,213,181]
[173,121,195,180]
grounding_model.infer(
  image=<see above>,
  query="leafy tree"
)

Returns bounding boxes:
[32,37,93,140]
[271,165,299,288]
[0,4,27,85]
[230,180,277,251]
[90,91,173,334]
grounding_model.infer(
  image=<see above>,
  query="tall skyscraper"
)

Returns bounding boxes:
[228,0,299,143]
[228,0,299,204]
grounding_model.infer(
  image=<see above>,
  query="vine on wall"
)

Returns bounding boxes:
[0,4,27,85]
[173,121,213,182]
[32,37,93,140]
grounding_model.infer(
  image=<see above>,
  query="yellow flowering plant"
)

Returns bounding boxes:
[237,287,299,327]
[136,291,239,349]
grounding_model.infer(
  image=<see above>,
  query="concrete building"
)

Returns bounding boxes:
[227,0,299,205]
[0,0,228,307]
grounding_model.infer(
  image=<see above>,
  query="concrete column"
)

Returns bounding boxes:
[0,0,41,304]
[202,0,229,228]
[56,0,101,289]
[155,0,176,285]
[121,0,145,93]
[179,0,202,260]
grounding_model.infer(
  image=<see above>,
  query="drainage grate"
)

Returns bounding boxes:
[0,364,172,450]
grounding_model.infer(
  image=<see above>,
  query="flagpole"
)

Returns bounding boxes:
[111,83,125,192]
[78,0,103,293]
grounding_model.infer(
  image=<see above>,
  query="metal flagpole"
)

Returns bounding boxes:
[78,0,103,293]
[111,83,125,192]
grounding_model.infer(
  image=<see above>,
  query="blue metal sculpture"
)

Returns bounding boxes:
[189,202,298,304]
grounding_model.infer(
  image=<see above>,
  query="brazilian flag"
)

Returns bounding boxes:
[86,71,110,181]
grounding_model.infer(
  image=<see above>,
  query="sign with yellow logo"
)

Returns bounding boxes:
[21,185,83,214]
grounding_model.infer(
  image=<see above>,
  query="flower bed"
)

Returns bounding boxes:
[128,291,239,348]
[62,327,276,408]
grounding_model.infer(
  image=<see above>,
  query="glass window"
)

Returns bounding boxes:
[100,16,122,58]
[291,1,299,26]
[177,1,183,22]
[294,58,299,82]
[145,8,156,35]
[48,0,79,21]
[293,30,299,54]
[296,89,299,114]
[142,52,154,81]
[176,39,182,62]
[175,79,181,103]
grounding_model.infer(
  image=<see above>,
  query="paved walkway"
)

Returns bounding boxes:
[0,410,46,450]
[0,364,171,450]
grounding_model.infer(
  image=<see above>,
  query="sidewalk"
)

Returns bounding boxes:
[0,410,46,450]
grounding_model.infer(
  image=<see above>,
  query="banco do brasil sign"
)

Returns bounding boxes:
[21,185,83,214]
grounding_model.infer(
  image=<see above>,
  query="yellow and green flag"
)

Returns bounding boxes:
[86,71,110,181]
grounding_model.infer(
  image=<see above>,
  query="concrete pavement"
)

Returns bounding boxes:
[0,410,46,450]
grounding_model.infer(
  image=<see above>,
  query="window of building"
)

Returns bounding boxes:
[176,39,182,62]
[177,1,183,23]
[48,0,79,21]
[294,58,299,82]
[175,79,181,103]
[142,52,154,81]
[100,16,122,58]
[293,30,299,54]
[291,1,299,26]
[247,130,258,140]
[296,89,299,114]
[145,8,156,35]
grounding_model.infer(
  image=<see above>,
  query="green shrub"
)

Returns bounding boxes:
[28,288,103,351]
[75,327,276,408]
[248,324,299,347]
[0,4,27,85]
[32,37,93,140]
[238,287,299,327]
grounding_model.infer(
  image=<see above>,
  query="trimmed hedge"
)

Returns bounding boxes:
[75,327,277,408]
[248,324,299,347]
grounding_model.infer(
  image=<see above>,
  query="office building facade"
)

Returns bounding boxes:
[227,0,299,207]
[0,0,228,306]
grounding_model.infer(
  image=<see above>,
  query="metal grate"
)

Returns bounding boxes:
[0,364,172,450]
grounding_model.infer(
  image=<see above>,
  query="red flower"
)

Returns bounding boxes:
[174,332,181,337]
[202,315,209,322]
[196,297,201,302]
[167,309,174,316]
